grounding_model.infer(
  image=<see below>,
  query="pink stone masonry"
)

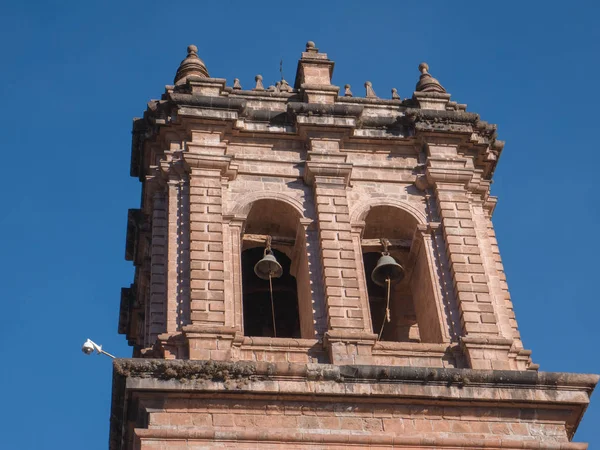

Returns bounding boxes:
[113,42,597,450]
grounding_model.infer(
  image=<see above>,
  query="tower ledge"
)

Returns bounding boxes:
[110,359,598,450]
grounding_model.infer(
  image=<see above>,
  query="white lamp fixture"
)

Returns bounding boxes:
[81,338,116,359]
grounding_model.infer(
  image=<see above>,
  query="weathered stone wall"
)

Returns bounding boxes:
[110,360,597,450]
[141,400,571,447]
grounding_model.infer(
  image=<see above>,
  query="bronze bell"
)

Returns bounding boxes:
[254,250,283,280]
[371,253,404,287]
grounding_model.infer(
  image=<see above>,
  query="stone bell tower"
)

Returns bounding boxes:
[111,42,597,449]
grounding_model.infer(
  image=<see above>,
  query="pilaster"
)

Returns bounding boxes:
[223,215,245,333]
[148,188,167,344]
[141,165,169,348]
[305,141,377,364]
[185,158,229,327]
[471,197,529,369]
[160,156,191,336]
[422,137,515,369]
[139,152,192,358]
[181,147,237,359]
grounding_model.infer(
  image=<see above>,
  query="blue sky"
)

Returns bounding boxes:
[1,1,598,448]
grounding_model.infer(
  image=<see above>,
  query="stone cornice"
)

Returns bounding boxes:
[169,92,247,112]
[405,108,480,135]
[337,96,410,106]
[132,94,504,183]
[113,358,599,392]
[226,89,299,99]
[288,101,363,118]
[159,150,187,178]
[182,153,237,180]
[135,95,498,142]
[304,151,352,187]
[426,166,474,185]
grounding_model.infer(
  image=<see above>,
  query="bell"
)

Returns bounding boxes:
[254,251,283,280]
[371,253,404,287]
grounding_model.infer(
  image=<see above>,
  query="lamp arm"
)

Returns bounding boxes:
[99,349,116,359]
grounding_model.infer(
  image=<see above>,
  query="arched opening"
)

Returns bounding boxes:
[361,205,442,343]
[242,247,300,338]
[363,251,420,342]
[240,199,314,339]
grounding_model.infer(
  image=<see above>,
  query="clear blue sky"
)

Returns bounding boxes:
[1,1,598,448]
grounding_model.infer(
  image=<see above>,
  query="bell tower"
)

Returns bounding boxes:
[112,42,597,449]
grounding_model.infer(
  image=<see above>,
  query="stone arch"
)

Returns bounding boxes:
[230,190,308,220]
[230,191,316,339]
[352,199,443,344]
[350,197,427,227]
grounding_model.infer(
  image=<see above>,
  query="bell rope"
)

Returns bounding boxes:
[375,239,397,341]
[269,271,277,338]
[377,277,391,341]
[265,235,277,337]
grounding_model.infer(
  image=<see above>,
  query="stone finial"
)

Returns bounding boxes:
[306,41,318,53]
[254,74,264,91]
[415,62,446,93]
[174,44,209,85]
[233,78,242,90]
[280,79,292,92]
[344,84,353,97]
[365,81,377,98]
[391,88,400,100]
